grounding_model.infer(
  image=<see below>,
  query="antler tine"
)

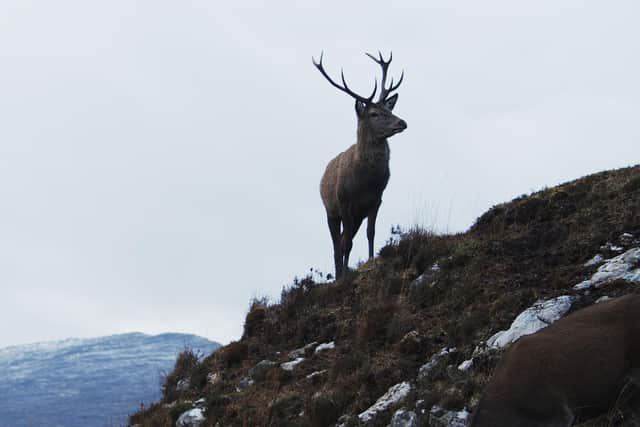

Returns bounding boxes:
[365,51,402,103]
[369,78,378,102]
[340,70,377,103]
[388,70,404,93]
[313,51,377,104]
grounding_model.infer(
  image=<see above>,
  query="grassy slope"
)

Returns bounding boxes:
[131,165,640,427]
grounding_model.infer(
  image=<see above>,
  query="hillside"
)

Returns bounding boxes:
[131,165,640,427]
[0,332,220,427]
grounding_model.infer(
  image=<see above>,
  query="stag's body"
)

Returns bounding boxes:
[469,294,640,427]
[314,52,406,279]
[320,121,391,269]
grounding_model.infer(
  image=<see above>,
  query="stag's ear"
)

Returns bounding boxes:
[384,93,398,111]
[355,100,366,118]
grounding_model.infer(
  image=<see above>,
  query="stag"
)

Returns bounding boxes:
[313,52,407,279]
[469,294,640,427]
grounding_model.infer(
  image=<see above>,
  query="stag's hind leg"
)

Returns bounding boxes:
[366,202,381,259]
[327,216,343,279]
[340,214,354,277]
[341,212,365,276]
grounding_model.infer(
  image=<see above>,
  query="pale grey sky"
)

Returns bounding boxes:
[1,1,639,347]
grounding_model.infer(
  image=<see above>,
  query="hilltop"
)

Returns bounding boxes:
[131,165,640,426]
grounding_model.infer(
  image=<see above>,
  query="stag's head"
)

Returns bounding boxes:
[313,51,407,140]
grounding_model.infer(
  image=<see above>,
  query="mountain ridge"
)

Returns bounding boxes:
[0,332,220,427]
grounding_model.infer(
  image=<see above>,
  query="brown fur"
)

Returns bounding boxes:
[315,52,407,279]
[469,294,640,426]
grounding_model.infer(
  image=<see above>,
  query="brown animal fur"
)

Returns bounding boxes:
[469,294,640,427]
[314,52,407,279]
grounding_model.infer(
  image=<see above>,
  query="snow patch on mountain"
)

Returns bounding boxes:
[0,332,219,427]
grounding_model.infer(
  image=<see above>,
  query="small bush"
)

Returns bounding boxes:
[307,393,342,427]
[206,394,233,423]
[386,311,415,345]
[623,175,640,193]
[219,341,248,367]
[442,238,481,270]
[380,226,451,273]
[445,309,489,345]
[331,349,368,381]
[307,279,354,310]
[356,303,396,347]
[162,348,201,401]
[279,276,316,320]
[376,272,404,300]
[243,301,268,338]
[269,393,304,425]
[128,402,172,426]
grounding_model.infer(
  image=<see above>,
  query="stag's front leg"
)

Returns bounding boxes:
[327,216,343,279]
[366,203,381,259]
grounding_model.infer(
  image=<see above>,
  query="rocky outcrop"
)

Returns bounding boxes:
[358,382,412,424]
[176,408,205,427]
[389,409,418,427]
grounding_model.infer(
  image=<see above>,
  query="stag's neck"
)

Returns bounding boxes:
[356,126,389,166]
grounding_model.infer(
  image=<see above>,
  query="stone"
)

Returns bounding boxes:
[281,357,305,371]
[314,341,335,353]
[574,248,640,291]
[236,376,254,391]
[358,382,412,423]
[176,407,205,427]
[248,359,276,381]
[288,342,318,359]
[389,409,418,427]
[429,406,469,427]
[306,370,327,379]
[207,372,220,385]
[398,331,421,353]
[176,378,190,392]
[418,347,456,379]
[486,296,574,348]
[457,359,473,371]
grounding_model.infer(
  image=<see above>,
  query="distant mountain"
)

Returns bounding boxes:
[0,332,220,427]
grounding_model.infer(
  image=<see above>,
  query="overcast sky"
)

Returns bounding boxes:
[1,1,639,348]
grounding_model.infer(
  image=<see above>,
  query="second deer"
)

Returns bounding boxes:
[313,52,407,279]
[469,294,640,426]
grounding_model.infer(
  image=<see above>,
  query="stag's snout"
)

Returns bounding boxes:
[387,118,407,137]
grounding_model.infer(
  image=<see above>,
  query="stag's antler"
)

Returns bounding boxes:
[366,51,404,103]
[313,52,377,104]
